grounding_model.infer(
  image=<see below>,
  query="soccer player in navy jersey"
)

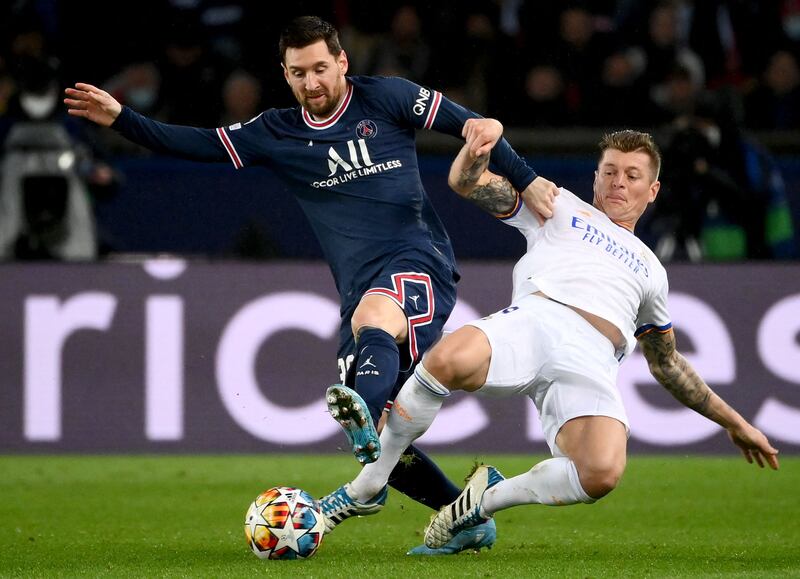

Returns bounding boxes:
[65,15,558,554]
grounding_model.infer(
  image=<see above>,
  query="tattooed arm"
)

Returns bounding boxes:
[449,118,559,219]
[447,144,518,215]
[638,328,780,470]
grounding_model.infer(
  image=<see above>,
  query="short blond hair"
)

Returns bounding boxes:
[598,130,661,180]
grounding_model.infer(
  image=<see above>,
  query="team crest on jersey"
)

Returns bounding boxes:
[356,119,377,139]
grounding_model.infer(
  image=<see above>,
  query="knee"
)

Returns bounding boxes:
[351,299,406,340]
[421,341,464,385]
[576,457,626,499]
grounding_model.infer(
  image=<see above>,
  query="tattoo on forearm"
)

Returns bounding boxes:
[457,153,489,189]
[640,331,714,417]
[468,177,517,215]
[455,152,517,214]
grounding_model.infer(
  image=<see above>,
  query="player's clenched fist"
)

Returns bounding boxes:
[64,83,122,127]
[522,176,560,223]
[462,118,503,159]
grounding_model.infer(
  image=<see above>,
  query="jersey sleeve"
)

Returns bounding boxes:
[634,271,673,339]
[215,112,283,169]
[374,77,537,192]
[112,106,230,163]
[499,196,540,232]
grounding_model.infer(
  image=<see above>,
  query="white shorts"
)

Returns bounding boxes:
[466,293,629,456]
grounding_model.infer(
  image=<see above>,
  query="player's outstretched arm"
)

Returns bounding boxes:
[638,329,780,470]
[67,82,230,164]
[64,83,122,127]
[448,143,518,216]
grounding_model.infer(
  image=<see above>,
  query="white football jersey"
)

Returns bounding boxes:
[502,188,671,356]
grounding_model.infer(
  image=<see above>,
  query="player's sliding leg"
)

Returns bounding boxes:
[423,458,595,548]
[423,415,626,548]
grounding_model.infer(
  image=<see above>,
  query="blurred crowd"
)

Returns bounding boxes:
[0,0,798,261]
[2,0,799,130]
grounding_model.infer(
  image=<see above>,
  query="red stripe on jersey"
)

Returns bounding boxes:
[365,272,435,362]
[216,127,243,169]
[423,91,442,130]
[302,83,353,130]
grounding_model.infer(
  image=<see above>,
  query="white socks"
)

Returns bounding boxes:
[347,365,596,515]
[350,364,448,500]
[480,457,596,515]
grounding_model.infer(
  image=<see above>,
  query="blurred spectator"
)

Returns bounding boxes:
[635,1,705,123]
[97,62,164,155]
[546,5,616,125]
[0,57,116,260]
[173,0,246,65]
[782,0,800,43]
[157,11,227,126]
[593,49,650,126]
[219,69,263,126]
[104,62,163,118]
[650,63,705,124]
[655,93,796,261]
[448,11,497,114]
[688,0,786,88]
[744,50,800,129]
[364,4,430,82]
[519,65,571,127]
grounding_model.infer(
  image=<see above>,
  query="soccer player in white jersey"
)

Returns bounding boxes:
[318,124,779,550]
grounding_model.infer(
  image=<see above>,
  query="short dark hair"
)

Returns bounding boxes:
[598,130,662,180]
[279,16,342,62]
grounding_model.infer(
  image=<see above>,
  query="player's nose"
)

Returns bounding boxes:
[304,73,320,90]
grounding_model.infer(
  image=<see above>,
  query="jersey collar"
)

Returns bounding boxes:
[301,81,353,130]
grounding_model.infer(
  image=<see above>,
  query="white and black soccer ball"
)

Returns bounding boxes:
[244,486,325,560]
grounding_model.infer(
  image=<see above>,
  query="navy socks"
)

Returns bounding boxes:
[389,445,460,509]
[354,327,400,423]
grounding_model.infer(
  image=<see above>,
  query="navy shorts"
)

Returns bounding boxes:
[336,258,457,400]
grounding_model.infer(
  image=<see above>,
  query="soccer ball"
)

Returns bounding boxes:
[244,486,325,560]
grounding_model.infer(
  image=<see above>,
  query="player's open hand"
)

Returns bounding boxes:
[522,176,560,224]
[64,83,122,127]
[462,118,503,159]
[727,423,779,470]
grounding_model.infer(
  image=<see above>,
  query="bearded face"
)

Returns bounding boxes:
[283,40,348,119]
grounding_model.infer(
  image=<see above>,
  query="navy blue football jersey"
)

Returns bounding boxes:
[112,75,537,314]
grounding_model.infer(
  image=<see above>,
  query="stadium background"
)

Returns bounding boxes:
[1,1,799,455]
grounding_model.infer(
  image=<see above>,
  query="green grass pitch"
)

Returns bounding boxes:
[0,454,797,578]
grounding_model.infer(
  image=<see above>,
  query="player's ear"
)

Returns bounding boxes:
[649,180,661,203]
[281,63,290,84]
[338,50,349,75]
